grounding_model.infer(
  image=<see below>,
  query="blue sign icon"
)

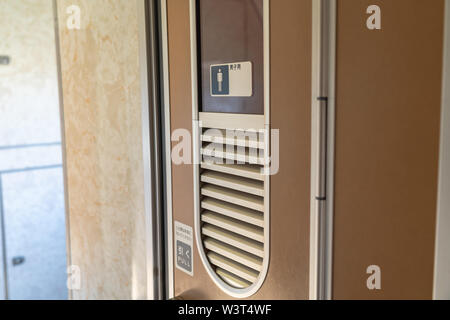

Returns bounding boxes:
[211,65,229,95]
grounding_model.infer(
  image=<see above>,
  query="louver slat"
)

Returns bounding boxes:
[202,211,264,242]
[207,252,259,283]
[201,185,264,212]
[201,171,264,197]
[201,162,264,181]
[216,268,252,289]
[204,238,263,271]
[201,129,265,149]
[201,198,264,227]
[202,224,264,258]
[201,143,265,165]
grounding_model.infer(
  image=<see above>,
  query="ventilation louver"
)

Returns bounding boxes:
[198,126,267,289]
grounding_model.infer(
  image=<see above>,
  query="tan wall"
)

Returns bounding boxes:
[57,0,147,299]
[333,0,444,299]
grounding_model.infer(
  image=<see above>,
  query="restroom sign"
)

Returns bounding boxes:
[210,61,253,97]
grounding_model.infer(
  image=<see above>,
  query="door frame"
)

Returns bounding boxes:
[434,0,450,300]
[53,0,72,301]
[158,0,174,299]
[138,0,168,300]
[309,0,336,301]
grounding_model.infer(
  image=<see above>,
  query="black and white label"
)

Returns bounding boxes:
[175,221,194,276]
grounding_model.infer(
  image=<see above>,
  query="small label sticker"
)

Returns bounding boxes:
[175,221,194,276]
[210,61,252,97]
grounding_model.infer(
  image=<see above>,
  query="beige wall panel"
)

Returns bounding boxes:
[333,0,444,299]
[57,0,147,300]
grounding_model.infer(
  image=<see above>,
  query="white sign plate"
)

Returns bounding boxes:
[210,61,253,97]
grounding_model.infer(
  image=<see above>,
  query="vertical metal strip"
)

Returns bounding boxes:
[190,0,199,122]
[264,0,270,127]
[309,0,322,300]
[325,0,336,301]
[137,0,155,300]
[52,0,73,301]
[262,0,271,298]
[433,0,450,300]
[190,0,201,297]
[138,0,166,300]
[159,0,174,299]
[149,0,166,300]
[310,0,336,300]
